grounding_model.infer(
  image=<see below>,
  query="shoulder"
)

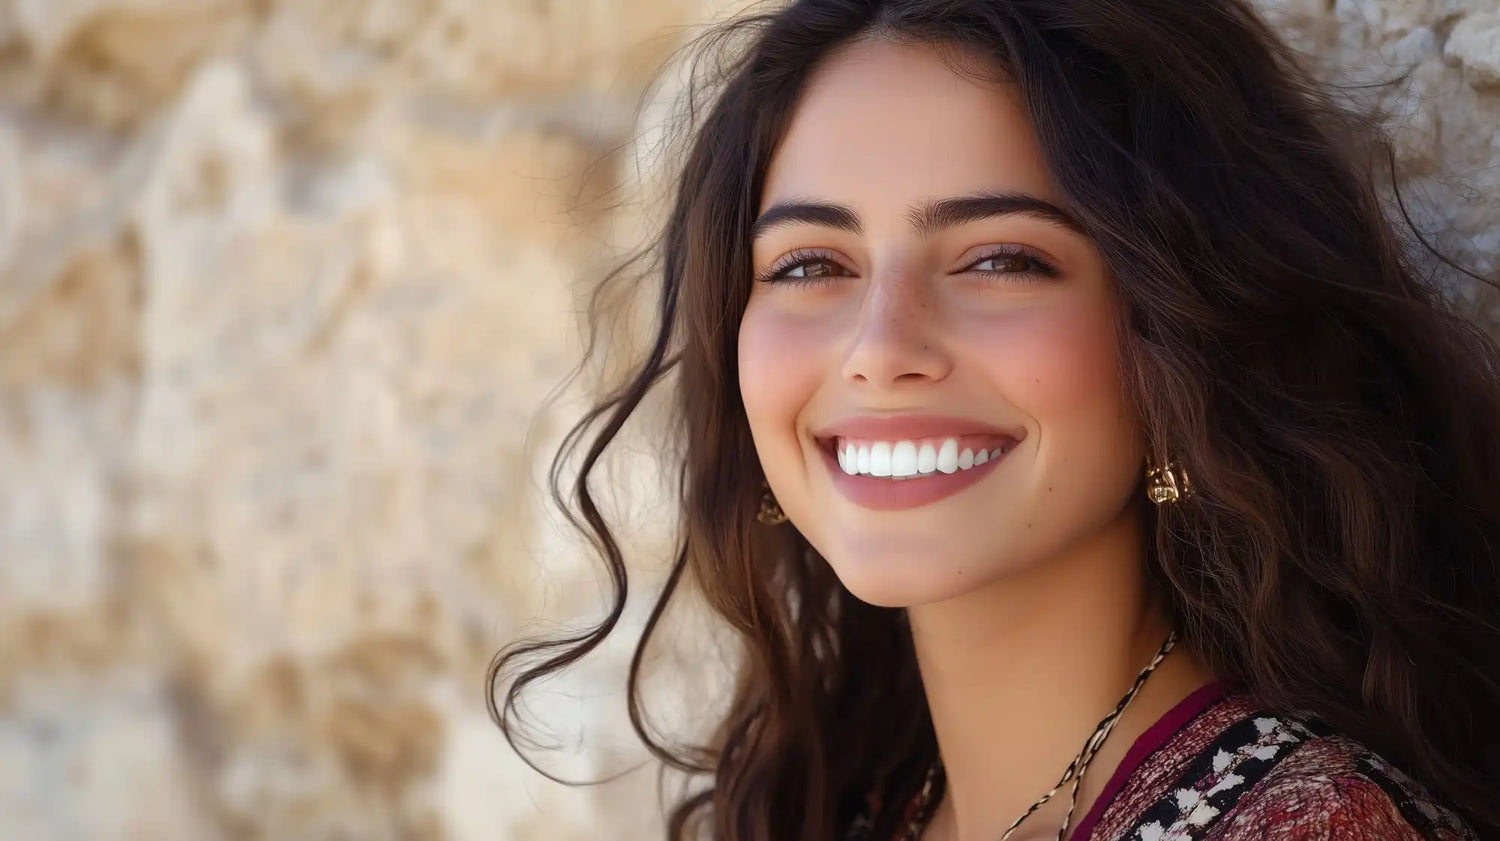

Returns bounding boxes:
[1099,691,1480,841]
[1201,709,1478,840]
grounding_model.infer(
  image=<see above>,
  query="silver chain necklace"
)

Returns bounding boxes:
[903,629,1179,841]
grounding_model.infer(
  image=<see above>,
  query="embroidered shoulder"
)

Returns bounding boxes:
[1207,733,1479,840]
[1118,710,1323,839]
[1112,705,1478,841]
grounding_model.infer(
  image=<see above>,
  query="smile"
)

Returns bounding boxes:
[829,435,1018,479]
[814,433,1023,511]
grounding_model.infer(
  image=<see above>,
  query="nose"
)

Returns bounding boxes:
[840,270,953,388]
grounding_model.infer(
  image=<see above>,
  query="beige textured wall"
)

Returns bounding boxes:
[0,1,1495,840]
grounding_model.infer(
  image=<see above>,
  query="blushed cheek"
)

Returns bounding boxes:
[978,300,1129,431]
[737,304,827,455]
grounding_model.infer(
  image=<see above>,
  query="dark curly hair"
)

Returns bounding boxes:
[490,1,1500,838]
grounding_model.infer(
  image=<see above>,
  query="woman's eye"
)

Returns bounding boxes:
[782,259,843,279]
[757,251,852,285]
[972,254,1028,272]
[968,249,1061,280]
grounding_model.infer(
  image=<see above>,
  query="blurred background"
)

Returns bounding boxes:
[0,1,1494,840]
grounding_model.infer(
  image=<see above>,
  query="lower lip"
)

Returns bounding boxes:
[817,442,1012,511]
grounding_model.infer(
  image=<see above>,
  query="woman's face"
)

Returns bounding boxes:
[738,38,1146,608]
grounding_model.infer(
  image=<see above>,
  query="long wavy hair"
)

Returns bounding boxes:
[489,1,1500,838]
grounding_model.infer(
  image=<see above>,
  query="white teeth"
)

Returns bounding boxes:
[832,435,1015,480]
[917,442,937,474]
[937,439,959,474]
[890,441,918,477]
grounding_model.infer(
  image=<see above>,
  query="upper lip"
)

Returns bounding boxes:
[811,414,1026,443]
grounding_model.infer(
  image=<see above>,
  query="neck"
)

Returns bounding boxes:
[906,504,1216,841]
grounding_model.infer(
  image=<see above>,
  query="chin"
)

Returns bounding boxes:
[839,580,915,609]
[829,557,983,609]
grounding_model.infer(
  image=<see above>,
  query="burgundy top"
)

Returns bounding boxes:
[1068,679,1231,839]
[845,680,1479,840]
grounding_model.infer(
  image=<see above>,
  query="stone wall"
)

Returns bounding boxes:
[0,1,1494,840]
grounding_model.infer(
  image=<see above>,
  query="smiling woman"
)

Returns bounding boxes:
[491,2,1500,840]
[740,49,1136,615]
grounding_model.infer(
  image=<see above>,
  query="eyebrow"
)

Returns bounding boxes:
[749,190,1087,241]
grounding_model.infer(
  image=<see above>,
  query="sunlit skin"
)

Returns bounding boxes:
[737,39,1217,841]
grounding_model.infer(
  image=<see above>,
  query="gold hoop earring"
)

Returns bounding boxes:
[757,479,788,525]
[1145,457,1192,504]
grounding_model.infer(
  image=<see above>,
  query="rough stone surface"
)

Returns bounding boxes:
[0,1,1494,840]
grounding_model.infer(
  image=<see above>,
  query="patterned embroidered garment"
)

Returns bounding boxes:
[846,682,1479,840]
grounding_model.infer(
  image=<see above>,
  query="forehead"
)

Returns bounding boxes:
[759,38,1059,216]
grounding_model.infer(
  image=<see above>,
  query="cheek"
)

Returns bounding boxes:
[972,297,1142,542]
[1003,305,1123,411]
[737,301,825,454]
[973,297,1135,454]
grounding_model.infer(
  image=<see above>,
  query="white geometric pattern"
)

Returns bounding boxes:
[1211,749,1233,773]
[1205,773,1244,797]
[1133,715,1313,840]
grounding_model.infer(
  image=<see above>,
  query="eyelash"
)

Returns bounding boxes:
[753,245,1061,287]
